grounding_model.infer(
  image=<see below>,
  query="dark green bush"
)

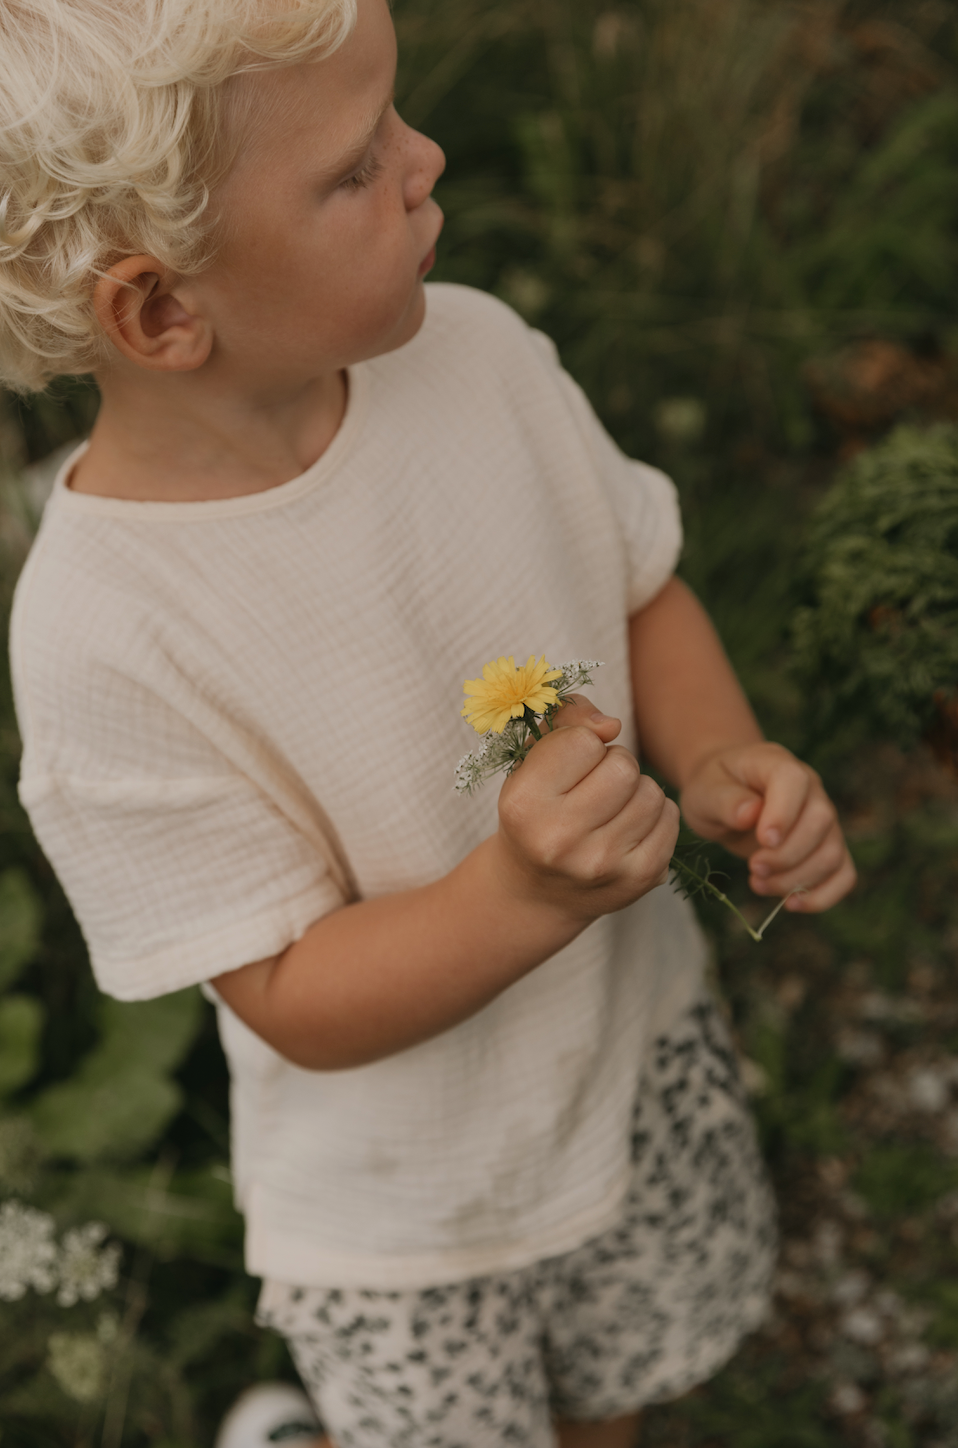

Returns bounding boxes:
[794,423,958,750]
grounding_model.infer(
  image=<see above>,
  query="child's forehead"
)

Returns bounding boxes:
[225,0,395,177]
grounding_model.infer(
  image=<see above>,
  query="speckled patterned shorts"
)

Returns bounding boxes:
[256,995,777,1448]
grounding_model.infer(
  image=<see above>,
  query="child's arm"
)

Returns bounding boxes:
[211,698,678,1071]
[629,576,856,911]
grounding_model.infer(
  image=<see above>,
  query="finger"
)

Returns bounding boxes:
[750,830,850,899]
[590,767,668,850]
[752,759,814,850]
[622,794,681,886]
[516,722,610,796]
[577,787,676,887]
[749,795,837,880]
[784,851,857,913]
[549,694,621,744]
[564,744,645,833]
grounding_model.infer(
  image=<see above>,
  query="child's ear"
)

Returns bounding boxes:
[93,255,212,372]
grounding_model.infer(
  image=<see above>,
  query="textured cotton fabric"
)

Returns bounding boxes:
[11,284,707,1288]
[258,996,776,1448]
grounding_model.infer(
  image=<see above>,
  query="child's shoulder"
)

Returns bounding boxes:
[383,282,564,410]
[421,280,526,329]
[416,282,552,363]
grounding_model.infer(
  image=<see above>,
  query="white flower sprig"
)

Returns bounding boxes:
[0,1199,56,1300]
[0,1198,120,1305]
[454,659,603,794]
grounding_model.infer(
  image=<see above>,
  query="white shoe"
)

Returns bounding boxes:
[214,1383,324,1448]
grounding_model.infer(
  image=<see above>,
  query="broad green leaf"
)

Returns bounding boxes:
[0,869,42,993]
[30,1069,182,1163]
[0,994,43,1096]
[92,988,204,1077]
[29,988,203,1162]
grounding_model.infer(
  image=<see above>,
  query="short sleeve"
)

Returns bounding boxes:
[529,330,683,613]
[19,767,343,1001]
[11,607,343,1002]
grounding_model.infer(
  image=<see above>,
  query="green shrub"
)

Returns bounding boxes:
[794,423,958,751]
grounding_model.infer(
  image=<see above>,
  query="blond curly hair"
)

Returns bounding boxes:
[0,0,357,392]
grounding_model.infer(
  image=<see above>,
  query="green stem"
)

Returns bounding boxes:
[669,855,764,941]
[753,888,807,938]
[670,855,804,942]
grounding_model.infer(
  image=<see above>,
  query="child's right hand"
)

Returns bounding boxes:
[494,696,679,922]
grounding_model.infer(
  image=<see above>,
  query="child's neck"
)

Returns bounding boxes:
[71,364,348,503]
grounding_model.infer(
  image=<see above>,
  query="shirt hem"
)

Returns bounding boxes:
[246,1165,633,1290]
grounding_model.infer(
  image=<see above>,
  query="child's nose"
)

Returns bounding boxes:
[403,128,445,210]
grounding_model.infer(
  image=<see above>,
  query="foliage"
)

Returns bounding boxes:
[401,0,958,465]
[794,423,958,752]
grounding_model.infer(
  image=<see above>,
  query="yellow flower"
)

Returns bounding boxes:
[461,654,563,734]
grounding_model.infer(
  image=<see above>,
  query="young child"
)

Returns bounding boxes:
[3,1,855,1444]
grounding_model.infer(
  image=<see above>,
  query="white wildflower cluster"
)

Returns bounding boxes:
[47,1312,118,1404]
[552,659,604,694]
[56,1221,121,1307]
[455,660,604,795]
[0,1199,56,1300]
[0,1199,120,1305]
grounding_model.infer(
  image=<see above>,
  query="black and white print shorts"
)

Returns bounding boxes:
[256,995,777,1448]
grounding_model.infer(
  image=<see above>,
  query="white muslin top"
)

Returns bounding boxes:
[11,284,707,1289]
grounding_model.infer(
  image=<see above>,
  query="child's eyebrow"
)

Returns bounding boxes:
[322,89,395,182]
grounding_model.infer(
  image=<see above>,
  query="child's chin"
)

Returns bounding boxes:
[390,285,429,348]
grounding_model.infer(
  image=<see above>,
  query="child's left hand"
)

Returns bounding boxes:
[679,742,856,912]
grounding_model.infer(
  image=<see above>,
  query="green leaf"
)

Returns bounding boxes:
[31,1069,183,1163]
[91,989,205,1079]
[57,1164,242,1266]
[29,988,203,1162]
[0,994,43,1096]
[0,869,42,993]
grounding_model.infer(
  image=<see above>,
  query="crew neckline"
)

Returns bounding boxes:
[51,363,369,522]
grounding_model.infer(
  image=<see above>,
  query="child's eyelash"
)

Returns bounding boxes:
[341,154,384,191]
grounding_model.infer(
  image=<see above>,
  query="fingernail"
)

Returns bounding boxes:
[590,709,612,722]
[763,828,781,847]
[786,896,805,911]
[752,862,770,878]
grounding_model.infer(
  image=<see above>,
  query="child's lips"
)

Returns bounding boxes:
[418,245,436,278]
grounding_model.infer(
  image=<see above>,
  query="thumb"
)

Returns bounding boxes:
[548,694,622,745]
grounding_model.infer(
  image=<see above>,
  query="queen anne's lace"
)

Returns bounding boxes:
[0,1199,122,1305]
[0,1200,57,1300]
[56,1221,122,1307]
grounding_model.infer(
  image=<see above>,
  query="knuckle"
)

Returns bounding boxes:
[810,797,837,829]
[560,725,606,768]
[576,846,615,887]
[497,783,529,834]
[532,819,576,872]
[635,773,664,808]
[604,746,641,787]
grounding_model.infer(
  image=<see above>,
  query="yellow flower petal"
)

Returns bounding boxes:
[461,653,562,734]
